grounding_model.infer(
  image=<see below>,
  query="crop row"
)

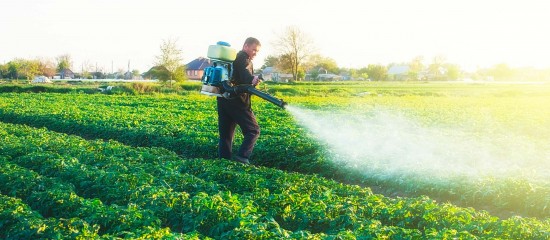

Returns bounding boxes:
[0,159,186,239]
[1,92,549,219]
[2,122,550,238]
[0,121,401,238]
[0,193,102,239]
[0,121,417,238]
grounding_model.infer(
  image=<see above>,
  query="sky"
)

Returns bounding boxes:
[1,0,549,73]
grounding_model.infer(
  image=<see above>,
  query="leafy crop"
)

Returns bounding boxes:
[1,83,549,219]
[1,122,549,238]
[1,82,550,238]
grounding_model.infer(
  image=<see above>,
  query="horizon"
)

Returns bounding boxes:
[2,0,549,73]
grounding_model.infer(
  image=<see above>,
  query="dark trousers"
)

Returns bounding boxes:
[217,98,260,159]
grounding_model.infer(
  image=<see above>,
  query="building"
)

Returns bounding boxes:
[186,57,211,80]
[317,73,342,81]
[57,69,75,79]
[387,65,410,81]
[262,67,293,82]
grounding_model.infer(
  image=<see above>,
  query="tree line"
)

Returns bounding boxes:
[0,55,71,81]
[0,39,186,85]
[267,26,550,82]
[3,26,550,83]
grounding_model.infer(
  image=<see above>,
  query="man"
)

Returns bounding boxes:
[217,37,262,164]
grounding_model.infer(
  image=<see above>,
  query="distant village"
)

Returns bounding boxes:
[3,56,549,84]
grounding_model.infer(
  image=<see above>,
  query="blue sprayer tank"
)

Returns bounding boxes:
[200,41,237,97]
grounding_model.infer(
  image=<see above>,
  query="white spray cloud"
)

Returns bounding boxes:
[286,105,550,182]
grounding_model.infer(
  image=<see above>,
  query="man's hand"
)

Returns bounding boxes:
[252,76,261,86]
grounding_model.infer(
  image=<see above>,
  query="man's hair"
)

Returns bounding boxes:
[244,37,261,47]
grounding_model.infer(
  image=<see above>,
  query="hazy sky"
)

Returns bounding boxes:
[1,0,549,73]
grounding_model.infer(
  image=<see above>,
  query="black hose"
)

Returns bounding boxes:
[247,86,287,109]
[221,81,286,109]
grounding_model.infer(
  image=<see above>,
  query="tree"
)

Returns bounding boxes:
[262,55,280,69]
[155,38,186,87]
[143,66,170,81]
[366,64,388,81]
[22,59,41,82]
[173,65,186,82]
[56,54,73,79]
[355,67,370,80]
[407,56,424,81]
[428,55,446,81]
[276,53,294,74]
[7,60,23,79]
[488,63,515,81]
[116,68,125,79]
[273,26,315,81]
[306,54,339,78]
[56,54,73,72]
[132,69,141,78]
[38,58,57,78]
[444,64,461,80]
[0,63,6,79]
[93,71,106,79]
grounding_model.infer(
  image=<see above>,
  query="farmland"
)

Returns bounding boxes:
[1,81,550,238]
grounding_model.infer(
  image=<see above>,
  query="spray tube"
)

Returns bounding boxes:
[221,79,287,109]
[246,87,287,108]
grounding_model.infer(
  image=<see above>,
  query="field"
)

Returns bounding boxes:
[1,81,550,239]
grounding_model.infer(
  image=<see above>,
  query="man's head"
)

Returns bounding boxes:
[243,37,261,60]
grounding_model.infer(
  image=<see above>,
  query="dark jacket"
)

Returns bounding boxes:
[228,50,254,108]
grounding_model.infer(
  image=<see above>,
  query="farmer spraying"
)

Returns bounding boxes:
[217,37,262,164]
[199,37,286,164]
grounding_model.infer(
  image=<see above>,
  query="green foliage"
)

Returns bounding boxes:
[155,38,185,87]
[480,63,517,81]
[7,60,23,79]
[56,54,72,73]
[0,194,101,239]
[0,122,549,238]
[3,59,42,80]
[0,84,97,94]
[1,82,550,238]
[262,55,280,69]
[144,65,170,82]
[173,64,188,83]
[366,64,388,81]
[1,83,550,222]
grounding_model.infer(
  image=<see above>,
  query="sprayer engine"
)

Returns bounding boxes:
[200,41,287,109]
[200,41,235,97]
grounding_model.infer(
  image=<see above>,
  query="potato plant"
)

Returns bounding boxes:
[1,122,550,239]
[1,83,549,219]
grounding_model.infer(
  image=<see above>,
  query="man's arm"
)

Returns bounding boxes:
[233,53,255,85]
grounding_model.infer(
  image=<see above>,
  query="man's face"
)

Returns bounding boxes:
[244,43,260,60]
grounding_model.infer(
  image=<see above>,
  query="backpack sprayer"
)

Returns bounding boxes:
[200,41,287,109]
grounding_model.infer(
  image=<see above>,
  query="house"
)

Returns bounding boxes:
[387,65,410,81]
[317,73,342,81]
[186,57,211,80]
[339,72,352,81]
[262,67,293,82]
[58,68,75,79]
